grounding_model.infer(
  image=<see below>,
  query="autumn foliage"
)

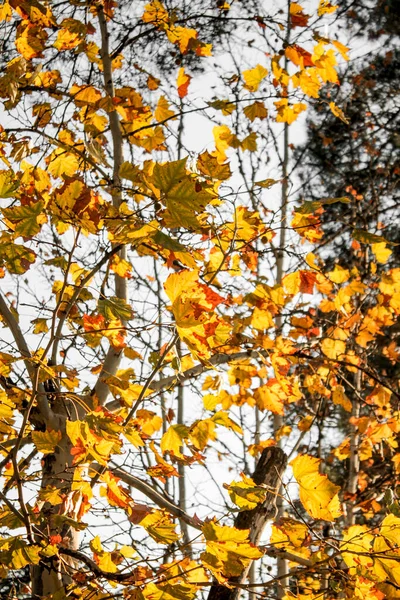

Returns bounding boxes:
[0,1,399,599]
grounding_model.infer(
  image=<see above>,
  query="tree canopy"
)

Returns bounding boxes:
[0,1,399,600]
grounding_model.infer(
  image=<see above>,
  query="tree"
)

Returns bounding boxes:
[295,0,399,533]
[0,1,399,600]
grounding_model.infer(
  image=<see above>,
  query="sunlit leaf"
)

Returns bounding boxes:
[291,454,342,521]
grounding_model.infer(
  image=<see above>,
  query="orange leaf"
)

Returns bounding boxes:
[177,67,191,98]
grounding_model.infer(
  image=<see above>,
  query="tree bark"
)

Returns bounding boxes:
[31,413,78,598]
[207,446,287,600]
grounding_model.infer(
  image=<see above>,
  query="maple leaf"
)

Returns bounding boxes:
[142,1,169,27]
[371,242,392,264]
[290,2,310,28]
[285,45,314,68]
[177,67,191,98]
[291,454,342,521]
[225,473,268,510]
[321,338,346,360]
[332,385,352,412]
[270,518,311,561]
[99,471,132,509]
[0,170,19,198]
[32,429,62,454]
[140,510,179,544]
[275,99,307,124]
[2,201,47,237]
[160,424,188,458]
[318,0,338,15]
[242,64,268,92]
[201,521,263,581]
[155,95,176,122]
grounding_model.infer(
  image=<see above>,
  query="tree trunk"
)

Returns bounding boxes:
[31,414,79,598]
[207,447,287,600]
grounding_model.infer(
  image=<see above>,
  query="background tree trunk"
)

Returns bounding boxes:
[207,447,287,600]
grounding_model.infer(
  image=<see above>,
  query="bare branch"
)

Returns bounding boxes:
[0,292,53,423]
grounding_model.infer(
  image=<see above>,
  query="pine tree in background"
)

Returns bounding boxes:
[295,0,400,526]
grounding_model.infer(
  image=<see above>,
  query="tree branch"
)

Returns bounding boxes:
[91,462,202,531]
[0,292,53,423]
[94,5,127,406]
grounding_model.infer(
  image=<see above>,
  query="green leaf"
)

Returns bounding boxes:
[321,196,350,205]
[295,197,350,215]
[2,201,46,237]
[0,170,19,198]
[353,229,389,245]
[98,296,134,321]
[119,161,140,181]
[0,239,36,273]
[152,158,187,194]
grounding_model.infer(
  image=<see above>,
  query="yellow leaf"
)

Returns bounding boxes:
[275,99,307,124]
[292,68,321,98]
[99,471,132,509]
[282,271,300,295]
[97,552,118,573]
[298,416,313,432]
[90,535,103,555]
[32,429,62,454]
[47,149,79,178]
[38,486,63,505]
[2,201,47,237]
[341,525,374,571]
[276,425,292,441]
[160,424,187,458]
[329,102,350,124]
[317,0,338,16]
[332,385,352,412]
[201,521,263,581]
[54,28,80,51]
[11,546,41,569]
[212,411,242,434]
[0,1,12,22]
[372,515,400,587]
[242,64,268,92]
[251,306,274,330]
[332,40,350,61]
[254,383,285,415]
[371,242,392,264]
[15,24,47,60]
[142,0,169,26]
[313,45,339,83]
[327,265,349,283]
[70,84,102,106]
[321,338,346,360]
[333,438,350,461]
[213,125,231,164]
[155,95,176,122]
[241,132,257,152]
[167,26,197,53]
[290,454,342,521]
[225,474,268,510]
[188,419,216,450]
[271,518,311,561]
[140,510,179,544]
